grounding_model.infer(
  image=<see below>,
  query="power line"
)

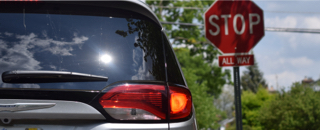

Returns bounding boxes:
[150,5,320,14]
[149,5,206,10]
[265,11,320,14]
[265,27,320,33]
[160,22,320,33]
[161,21,204,26]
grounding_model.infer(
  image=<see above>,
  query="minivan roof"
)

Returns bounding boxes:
[37,0,162,27]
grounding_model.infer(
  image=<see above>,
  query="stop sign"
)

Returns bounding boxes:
[205,0,264,54]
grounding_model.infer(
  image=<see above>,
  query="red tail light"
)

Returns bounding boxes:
[99,84,192,120]
[99,84,167,120]
[169,86,192,119]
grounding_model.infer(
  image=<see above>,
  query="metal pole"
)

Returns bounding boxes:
[233,67,243,130]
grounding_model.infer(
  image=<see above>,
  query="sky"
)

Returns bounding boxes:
[244,0,320,90]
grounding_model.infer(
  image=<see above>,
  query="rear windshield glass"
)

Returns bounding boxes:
[0,2,165,90]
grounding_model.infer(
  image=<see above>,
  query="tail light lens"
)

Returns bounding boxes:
[99,83,192,120]
[99,84,167,120]
[169,86,192,119]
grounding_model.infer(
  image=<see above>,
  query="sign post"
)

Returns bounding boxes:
[204,0,264,130]
[233,66,243,130]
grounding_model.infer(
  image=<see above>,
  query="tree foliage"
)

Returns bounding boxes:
[241,86,275,130]
[175,47,231,96]
[147,0,217,61]
[214,85,234,118]
[175,48,226,129]
[226,86,275,130]
[241,61,267,93]
[259,83,320,130]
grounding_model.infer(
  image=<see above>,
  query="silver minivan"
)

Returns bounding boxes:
[0,1,197,130]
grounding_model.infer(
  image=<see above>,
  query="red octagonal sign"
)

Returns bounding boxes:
[205,0,264,54]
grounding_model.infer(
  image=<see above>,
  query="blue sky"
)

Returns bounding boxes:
[248,0,320,90]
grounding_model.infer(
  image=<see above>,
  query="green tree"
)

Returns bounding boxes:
[214,85,234,118]
[241,86,275,130]
[175,48,226,129]
[226,86,275,130]
[241,61,267,93]
[259,83,320,130]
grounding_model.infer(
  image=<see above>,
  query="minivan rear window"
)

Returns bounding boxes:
[0,2,165,90]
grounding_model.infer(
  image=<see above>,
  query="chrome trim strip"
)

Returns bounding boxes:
[0,99,105,120]
[0,103,55,112]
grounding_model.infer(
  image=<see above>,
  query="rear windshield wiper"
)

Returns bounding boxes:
[2,70,108,83]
